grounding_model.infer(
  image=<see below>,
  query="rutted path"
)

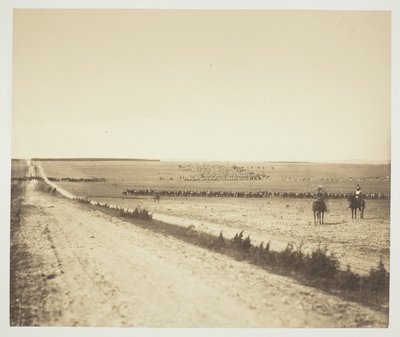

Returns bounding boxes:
[10,178,388,327]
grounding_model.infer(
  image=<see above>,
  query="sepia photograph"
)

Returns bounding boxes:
[1,0,399,336]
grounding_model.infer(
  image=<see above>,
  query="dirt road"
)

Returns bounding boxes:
[10,180,388,327]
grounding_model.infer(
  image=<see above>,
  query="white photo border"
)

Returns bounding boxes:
[1,1,398,337]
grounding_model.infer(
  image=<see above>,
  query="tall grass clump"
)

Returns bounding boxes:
[232,231,252,253]
[197,230,226,252]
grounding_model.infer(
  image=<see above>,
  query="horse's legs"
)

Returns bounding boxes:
[352,208,356,219]
[314,211,320,225]
[321,212,324,224]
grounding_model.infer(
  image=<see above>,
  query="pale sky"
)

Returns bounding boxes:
[12,9,391,161]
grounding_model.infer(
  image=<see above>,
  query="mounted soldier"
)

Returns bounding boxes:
[313,186,327,225]
[315,186,326,202]
[355,185,362,206]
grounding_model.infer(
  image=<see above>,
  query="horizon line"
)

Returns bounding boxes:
[11,157,391,165]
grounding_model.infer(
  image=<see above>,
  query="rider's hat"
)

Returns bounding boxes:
[356,185,360,190]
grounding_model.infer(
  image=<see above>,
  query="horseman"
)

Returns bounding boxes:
[315,186,327,211]
[355,184,362,206]
[316,186,326,202]
[313,186,327,224]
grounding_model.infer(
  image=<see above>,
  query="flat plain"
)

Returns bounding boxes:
[37,160,390,275]
[10,159,391,327]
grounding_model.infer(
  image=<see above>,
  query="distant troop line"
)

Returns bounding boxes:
[47,176,107,182]
[180,175,390,183]
[280,176,390,182]
[11,176,107,183]
[177,163,390,183]
[121,189,390,200]
[180,175,265,181]
[11,176,43,181]
[179,163,267,181]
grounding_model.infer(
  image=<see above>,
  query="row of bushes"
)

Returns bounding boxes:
[74,196,152,220]
[191,229,389,305]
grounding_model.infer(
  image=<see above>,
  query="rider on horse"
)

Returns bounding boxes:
[348,185,365,219]
[316,186,325,201]
[355,184,362,206]
[315,186,327,211]
[313,186,328,224]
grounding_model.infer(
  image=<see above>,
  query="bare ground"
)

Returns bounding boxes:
[10,180,388,327]
[92,196,390,275]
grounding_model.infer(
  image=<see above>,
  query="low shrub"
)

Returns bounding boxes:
[305,247,340,280]
[120,206,152,220]
[362,260,389,298]
[333,265,361,291]
[74,196,91,204]
[221,231,388,306]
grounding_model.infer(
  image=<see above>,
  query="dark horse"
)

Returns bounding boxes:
[348,195,365,219]
[312,199,327,225]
